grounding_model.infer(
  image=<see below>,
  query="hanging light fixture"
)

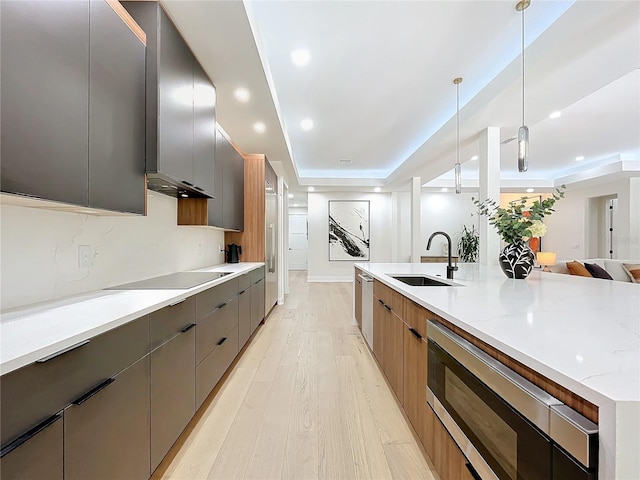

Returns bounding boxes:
[516,0,530,172]
[453,77,463,194]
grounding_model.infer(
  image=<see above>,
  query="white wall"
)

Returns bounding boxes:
[544,176,640,260]
[307,192,392,281]
[420,192,478,258]
[1,192,226,310]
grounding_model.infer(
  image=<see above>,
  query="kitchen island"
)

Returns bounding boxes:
[356,262,639,480]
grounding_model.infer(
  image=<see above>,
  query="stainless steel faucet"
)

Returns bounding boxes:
[426,231,458,279]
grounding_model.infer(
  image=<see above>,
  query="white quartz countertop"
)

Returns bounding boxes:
[0,263,264,375]
[356,263,640,406]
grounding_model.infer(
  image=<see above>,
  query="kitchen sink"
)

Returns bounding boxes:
[390,275,456,287]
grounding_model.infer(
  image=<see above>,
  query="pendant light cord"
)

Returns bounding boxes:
[456,82,460,165]
[521,5,525,126]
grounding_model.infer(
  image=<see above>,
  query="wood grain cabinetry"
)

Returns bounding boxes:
[431,409,476,480]
[1,0,146,214]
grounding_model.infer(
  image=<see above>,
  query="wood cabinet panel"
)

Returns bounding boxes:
[402,326,428,448]
[373,292,403,402]
[403,298,436,339]
[373,280,402,315]
[372,295,385,364]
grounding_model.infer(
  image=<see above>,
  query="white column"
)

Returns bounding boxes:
[410,177,422,263]
[478,127,501,265]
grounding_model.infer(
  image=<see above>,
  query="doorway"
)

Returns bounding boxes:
[587,194,618,258]
[288,213,308,270]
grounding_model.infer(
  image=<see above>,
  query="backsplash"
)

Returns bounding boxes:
[0,192,225,310]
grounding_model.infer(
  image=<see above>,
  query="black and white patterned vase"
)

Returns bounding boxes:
[499,241,535,279]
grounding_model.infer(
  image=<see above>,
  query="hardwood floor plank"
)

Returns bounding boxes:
[383,443,437,480]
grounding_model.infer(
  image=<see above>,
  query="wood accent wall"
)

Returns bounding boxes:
[107,0,146,45]
[177,198,208,226]
[434,316,599,424]
[225,154,266,262]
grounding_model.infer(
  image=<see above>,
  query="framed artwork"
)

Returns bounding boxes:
[329,200,370,261]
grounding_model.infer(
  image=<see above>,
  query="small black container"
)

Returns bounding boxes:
[226,244,242,263]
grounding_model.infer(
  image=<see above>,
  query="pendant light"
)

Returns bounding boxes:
[516,0,530,172]
[453,77,463,194]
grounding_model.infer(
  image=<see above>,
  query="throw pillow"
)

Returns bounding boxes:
[566,261,592,277]
[622,263,640,284]
[584,262,613,280]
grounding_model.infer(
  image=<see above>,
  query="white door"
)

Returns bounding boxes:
[289,214,308,270]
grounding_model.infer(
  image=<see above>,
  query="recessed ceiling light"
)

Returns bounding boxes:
[526,188,534,193]
[288,193,294,199]
[575,155,585,161]
[307,186,315,192]
[180,193,188,198]
[470,155,479,161]
[253,122,266,133]
[234,87,250,102]
[339,159,352,164]
[301,118,314,130]
[291,48,310,66]
[441,187,449,192]
[549,111,562,119]
[374,187,382,193]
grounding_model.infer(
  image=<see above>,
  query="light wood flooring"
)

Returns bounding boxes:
[153,271,437,480]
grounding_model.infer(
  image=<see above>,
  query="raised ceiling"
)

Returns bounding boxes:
[161,0,639,192]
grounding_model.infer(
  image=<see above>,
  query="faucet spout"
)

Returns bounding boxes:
[426,231,458,280]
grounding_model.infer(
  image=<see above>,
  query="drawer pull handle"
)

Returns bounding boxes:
[180,323,196,333]
[378,299,384,306]
[217,302,227,310]
[0,412,62,458]
[384,303,392,312]
[182,180,193,186]
[169,299,186,307]
[239,289,247,295]
[409,327,422,340]
[465,463,482,480]
[72,378,115,405]
[36,340,91,363]
[195,186,204,191]
[217,337,227,346]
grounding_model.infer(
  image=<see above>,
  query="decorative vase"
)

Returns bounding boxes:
[499,241,535,279]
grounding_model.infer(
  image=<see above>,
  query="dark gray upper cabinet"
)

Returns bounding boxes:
[0,0,89,206]
[0,0,146,214]
[193,61,216,196]
[89,0,146,214]
[124,2,216,199]
[207,131,244,230]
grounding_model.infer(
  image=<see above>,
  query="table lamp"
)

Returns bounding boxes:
[537,252,556,272]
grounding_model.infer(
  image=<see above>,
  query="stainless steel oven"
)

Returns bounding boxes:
[427,321,598,480]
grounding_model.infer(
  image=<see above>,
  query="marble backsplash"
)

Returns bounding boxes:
[1,192,226,310]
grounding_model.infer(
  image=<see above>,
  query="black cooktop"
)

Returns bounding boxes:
[105,271,231,290]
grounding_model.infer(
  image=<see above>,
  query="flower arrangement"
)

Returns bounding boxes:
[473,186,566,245]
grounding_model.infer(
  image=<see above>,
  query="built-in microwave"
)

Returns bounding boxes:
[427,321,598,480]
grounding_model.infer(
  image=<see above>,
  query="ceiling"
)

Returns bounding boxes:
[160,0,639,197]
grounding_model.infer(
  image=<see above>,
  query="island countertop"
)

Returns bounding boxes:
[0,263,264,376]
[356,262,639,479]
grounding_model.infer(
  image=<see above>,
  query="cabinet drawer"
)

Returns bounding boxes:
[0,315,149,447]
[403,298,436,339]
[64,356,151,480]
[196,325,239,408]
[151,327,195,472]
[250,266,265,284]
[238,272,251,292]
[373,280,402,315]
[196,296,238,365]
[150,296,196,350]
[0,412,63,480]
[238,288,251,350]
[196,278,239,320]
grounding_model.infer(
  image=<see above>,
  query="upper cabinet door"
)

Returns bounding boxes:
[157,10,194,185]
[192,61,216,197]
[89,0,146,214]
[208,132,225,227]
[0,0,89,206]
[223,139,244,231]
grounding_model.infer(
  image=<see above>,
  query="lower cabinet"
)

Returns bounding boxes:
[196,325,239,408]
[0,413,63,480]
[250,277,265,334]
[238,286,251,349]
[402,324,429,447]
[64,356,151,480]
[151,326,195,472]
[373,293,403,401]
[431,407,476,480]
[354,267,362,329]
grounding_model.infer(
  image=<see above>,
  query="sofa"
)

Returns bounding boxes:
[548,258,640,283]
